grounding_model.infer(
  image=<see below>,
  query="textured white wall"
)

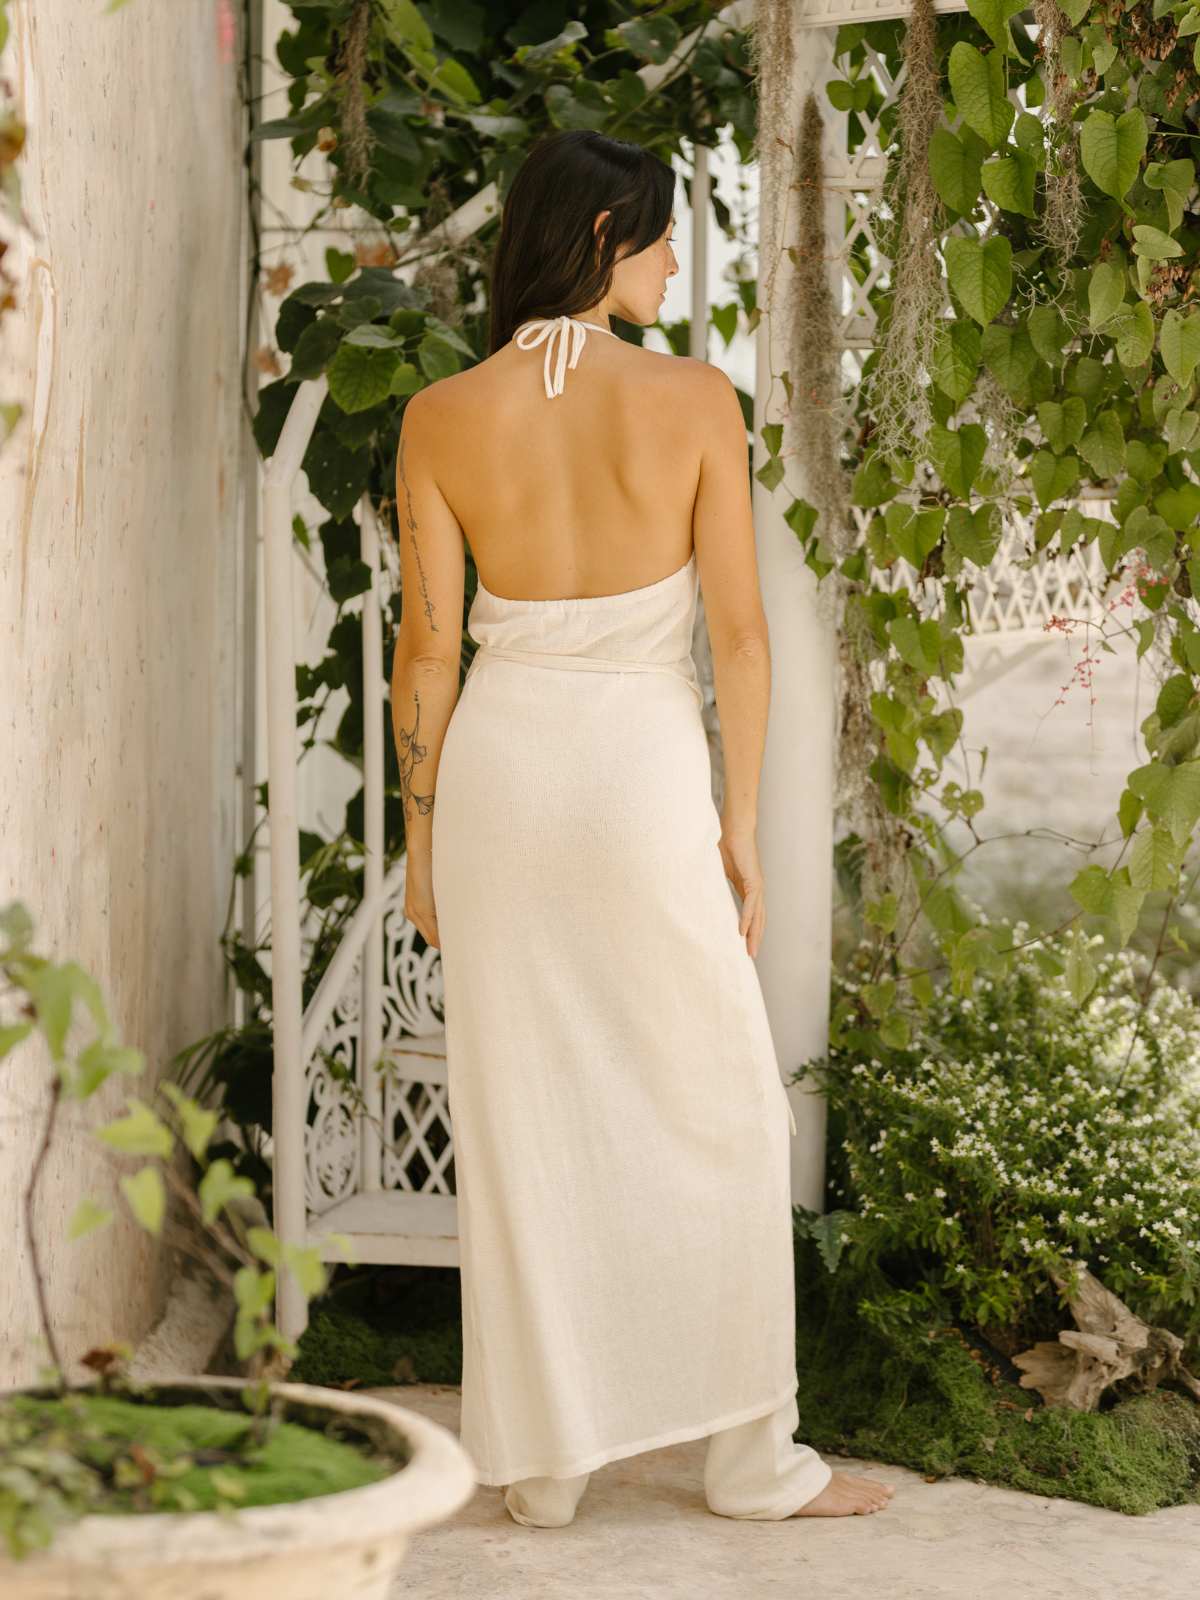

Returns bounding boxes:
[0,0,246,1386]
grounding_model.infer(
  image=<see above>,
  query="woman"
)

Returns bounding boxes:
[390,128,894,1526]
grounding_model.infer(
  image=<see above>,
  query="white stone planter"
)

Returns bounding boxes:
[0,1375,478,1600]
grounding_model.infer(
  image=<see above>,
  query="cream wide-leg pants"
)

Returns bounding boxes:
[502,1391,833,1526]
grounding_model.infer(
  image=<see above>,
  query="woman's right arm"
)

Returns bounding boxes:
[690,363,772,958]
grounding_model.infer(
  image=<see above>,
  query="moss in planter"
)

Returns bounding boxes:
[791,1232,1200,1516]
[287,1264,464,1389]
[1,1389,395,1529]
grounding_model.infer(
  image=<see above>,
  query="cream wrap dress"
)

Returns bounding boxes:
[430,314,800,1487]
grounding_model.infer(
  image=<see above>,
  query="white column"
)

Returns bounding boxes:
[751,20,841,1212]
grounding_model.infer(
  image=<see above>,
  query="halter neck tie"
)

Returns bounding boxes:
[513,314,619,399]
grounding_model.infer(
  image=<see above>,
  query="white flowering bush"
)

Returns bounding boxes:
[806,926,1200,1358]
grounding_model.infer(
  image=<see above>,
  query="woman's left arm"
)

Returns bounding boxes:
[391,389,465,949]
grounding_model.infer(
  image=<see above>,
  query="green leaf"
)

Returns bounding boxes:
[1079,107,1147,200]
[379,0,434,52]
[120,1167,166,1236]
[981,323,1037,398]
[1087,260,1125,330]
[612,13,682,64]
[1028,304,1069,365]
[1132,224,1183,260]
[965,0,1025,53]
[1154,481,1200,530]
[928,126,983,214]
[1130,825,1182,890]
[1065,927,1098,1005]
[981,150,1036,216]
[929,423,987,497]
[886,505,945,568]
[67,1198,115,1241]
[946,504,1002,565]
[96,1100,175,1159]
[158,1083,219,1163]
[806,1210,856,1274]
[1036,396,1086,452]
[0,1021,32,1062]
[1110,300,1155,368]
[198,1158,257,1226]
[1160,308,1200,385]
[282,1243,329,1298]
[944,235,1012,326]
[1056,0,1090,21]
[1127,758,1200,846]
[932,320,982,402]
[851,455,896,508]
[1028,449,1080,508]
[328,342,400,413]
[1078,409,1125,479]
[1118,786,1144,836]
[948,42,1014,150]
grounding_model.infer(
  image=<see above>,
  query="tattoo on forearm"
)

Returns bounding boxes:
[397,686,435,827]
[398,436,439,633]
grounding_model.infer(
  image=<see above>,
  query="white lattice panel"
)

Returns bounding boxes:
[797,0,968,23]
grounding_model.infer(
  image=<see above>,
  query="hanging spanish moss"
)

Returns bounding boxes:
[747,0,797,326]
[864,0,945,464]
[1033,0,1082,269]
[333,0,374,191]
[790,92,853,567]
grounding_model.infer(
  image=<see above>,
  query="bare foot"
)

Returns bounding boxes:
[790,1468,895,1516]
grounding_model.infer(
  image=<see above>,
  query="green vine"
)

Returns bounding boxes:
[754,1,1200,1076]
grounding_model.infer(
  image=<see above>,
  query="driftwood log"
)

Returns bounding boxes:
[1012,1265,1200,1410]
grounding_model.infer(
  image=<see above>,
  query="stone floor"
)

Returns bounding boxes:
[375,1383,1200,1600]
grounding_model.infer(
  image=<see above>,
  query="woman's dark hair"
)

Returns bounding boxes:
[487,130,676,354]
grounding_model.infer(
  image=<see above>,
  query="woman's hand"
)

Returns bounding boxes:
[718,821,765,960]
[405,847,441,950]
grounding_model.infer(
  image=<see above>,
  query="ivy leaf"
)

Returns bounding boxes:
[1087,260,1125,331]
[1130,826,1182,890]
[944,235,1012,326]
[1028,304,1069,365]
[1028,449,1080,508]
[1127,758,1200,847]
[96,1100,175,1159]
[328,342,401,412]
[851,455,896,508]
[1036,396,1086,452]
[1126,439,1167,483]
[67,1198,115,1242]
[981,323,1037,398]
[1154,480,1200,531]
[1160,308,1200,385]
[948,42,1014,150]
[1110,300,1155,368]
[1118,786,1144,836]
[120,1167,167,1236]
[929,125,983,214]
[611,14,682,64]
[1065,927,1098,1005]
[946,503,1002,565]
[1055,0,1090,20]
[981,150,1036,217]
[929,423,987,497]
[1077,409,1126,479]
[886,505,945,569]
[1079,107,1147,201]
[932,320,982,402]
[198,1158,257,1226]
[1132,224,1183,259]
[965,0,1026,53]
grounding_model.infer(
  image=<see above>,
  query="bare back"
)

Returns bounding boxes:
[420,325,705,601]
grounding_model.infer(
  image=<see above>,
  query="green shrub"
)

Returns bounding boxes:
[802,927,1200,1359]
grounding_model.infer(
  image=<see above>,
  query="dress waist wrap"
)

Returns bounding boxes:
[467,643,703,710]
